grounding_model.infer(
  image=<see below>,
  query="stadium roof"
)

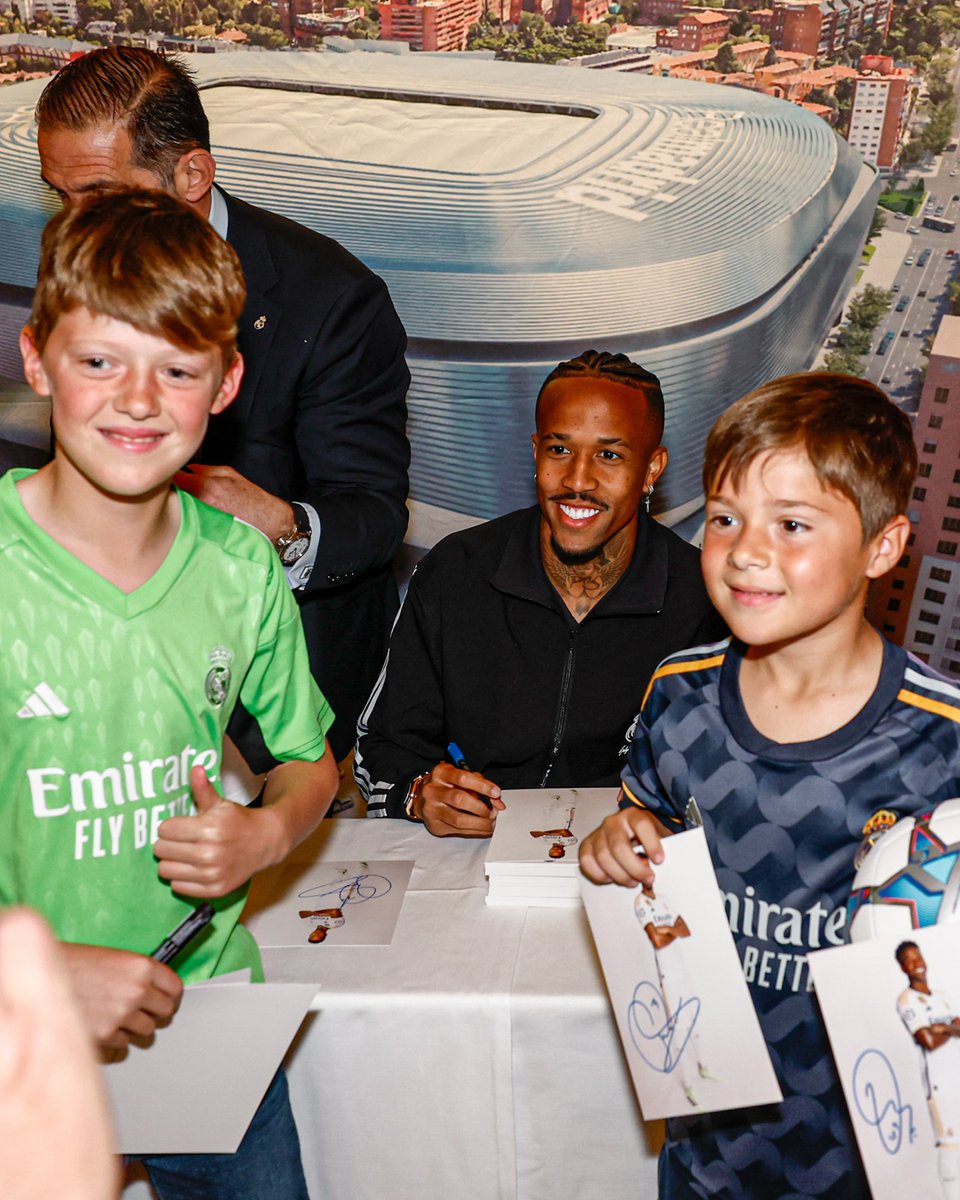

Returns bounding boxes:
[0,50,863,347]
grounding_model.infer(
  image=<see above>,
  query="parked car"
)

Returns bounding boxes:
[892,283,901,292]
[881,375,892,384]
[901,329,910,337]
[909,226,920,234]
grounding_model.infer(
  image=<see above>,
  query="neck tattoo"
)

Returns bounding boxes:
[543,529,632,619]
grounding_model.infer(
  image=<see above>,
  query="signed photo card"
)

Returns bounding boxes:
[244,859,414,947]
[809,922,960,1200]
[580,827,781,1120]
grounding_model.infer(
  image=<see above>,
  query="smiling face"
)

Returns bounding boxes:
[20,308,241,503]
[897,944,928,992]
[533,375,667,568]
[701,448,896,654]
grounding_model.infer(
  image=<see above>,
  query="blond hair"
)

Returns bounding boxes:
[31,188,245,368]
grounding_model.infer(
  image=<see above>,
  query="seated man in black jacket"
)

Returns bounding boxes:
[355,350,725,837]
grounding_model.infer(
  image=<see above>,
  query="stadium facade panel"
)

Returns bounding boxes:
[0,52,877,528]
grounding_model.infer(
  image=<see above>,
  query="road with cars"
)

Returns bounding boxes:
[859,165,960,410]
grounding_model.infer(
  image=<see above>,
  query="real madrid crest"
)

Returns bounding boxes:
[853,809,899,871]
[205,645,233,707]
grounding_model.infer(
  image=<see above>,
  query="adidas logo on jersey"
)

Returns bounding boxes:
[17,682,70,719]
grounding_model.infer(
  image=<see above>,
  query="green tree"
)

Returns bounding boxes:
[806,87,838,111]
[920,99,957,156]
[729,9,752,36]
[847,285,893,331]
[822,347,865,375]
[713,40,738,73]
[837,326,873,355]
[868,207,887,241]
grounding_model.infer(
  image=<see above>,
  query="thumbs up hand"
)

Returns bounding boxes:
[154,765,284,898]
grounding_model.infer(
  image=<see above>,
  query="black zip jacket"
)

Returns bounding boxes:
[355,506,725,817]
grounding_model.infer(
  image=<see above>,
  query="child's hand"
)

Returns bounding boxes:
[153,766,284,898]
[59,942,183,1051]
[579,804,671,887]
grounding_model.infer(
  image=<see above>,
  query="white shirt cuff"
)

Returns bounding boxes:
[284,501,320,590]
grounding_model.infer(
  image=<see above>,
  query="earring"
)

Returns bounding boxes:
[644,485,654,513]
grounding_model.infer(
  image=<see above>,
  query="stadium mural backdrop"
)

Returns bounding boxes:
[0,49,877,547]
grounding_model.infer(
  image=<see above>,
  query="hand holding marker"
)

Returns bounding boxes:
[447,742,494,810]
[151,904,214,965]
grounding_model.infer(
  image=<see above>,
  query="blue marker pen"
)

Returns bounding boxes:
[446,741,493,810]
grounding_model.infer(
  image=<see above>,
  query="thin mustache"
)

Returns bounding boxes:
[549,493,610,511]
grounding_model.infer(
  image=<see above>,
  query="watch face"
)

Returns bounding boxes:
[280,535,311,565]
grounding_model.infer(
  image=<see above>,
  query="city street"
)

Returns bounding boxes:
[858,160,959,408]
[836,60,960,408]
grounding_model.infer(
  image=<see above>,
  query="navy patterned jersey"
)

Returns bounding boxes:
[620,636,960,1200]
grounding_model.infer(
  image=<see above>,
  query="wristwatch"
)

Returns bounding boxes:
[275,503,312,566]
[404,772,429,822]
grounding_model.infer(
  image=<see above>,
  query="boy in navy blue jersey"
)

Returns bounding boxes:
[580,373,960,1199]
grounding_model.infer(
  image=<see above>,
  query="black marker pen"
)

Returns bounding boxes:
[150,903,214,964]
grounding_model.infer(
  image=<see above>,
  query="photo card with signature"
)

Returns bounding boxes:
[243,859,414,947]
[809,921,960,1199]
[580,827,781,1120]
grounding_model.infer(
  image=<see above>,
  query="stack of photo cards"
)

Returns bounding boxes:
[244,859,414,947]
[580,828,782,1120]
[809,921,960,1200]
[484,788,618,906]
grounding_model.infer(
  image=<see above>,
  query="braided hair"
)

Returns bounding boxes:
[536,350,664,441]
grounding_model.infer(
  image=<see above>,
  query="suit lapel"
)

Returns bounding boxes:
[221,190,282,426]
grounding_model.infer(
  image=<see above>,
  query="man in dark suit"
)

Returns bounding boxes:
[35,47,410,764]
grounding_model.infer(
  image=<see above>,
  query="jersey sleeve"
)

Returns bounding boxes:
[897,990,928,1037]
[240,549,334,762]
[618,677,685,831]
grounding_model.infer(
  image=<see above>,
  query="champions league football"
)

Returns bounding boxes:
[847,799,960,942]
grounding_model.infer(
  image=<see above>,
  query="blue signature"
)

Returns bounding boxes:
[852,1048,916,1154]
[627,980,701,1074]
[298,873,392,906]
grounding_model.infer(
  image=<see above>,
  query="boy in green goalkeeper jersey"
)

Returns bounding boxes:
[4,188,338,1199]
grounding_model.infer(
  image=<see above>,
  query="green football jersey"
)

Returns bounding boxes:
[0,470,333,982]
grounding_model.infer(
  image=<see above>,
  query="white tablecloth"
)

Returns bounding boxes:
[124,819,661,1199]
[259,820,660,1199]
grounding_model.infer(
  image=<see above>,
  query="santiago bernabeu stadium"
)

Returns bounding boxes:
[0,51,878,537]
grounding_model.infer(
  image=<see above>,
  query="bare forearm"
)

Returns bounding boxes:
[154,747,339,897]
[260,746,339,863]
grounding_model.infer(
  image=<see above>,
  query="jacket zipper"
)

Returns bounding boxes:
[539,629,576,786]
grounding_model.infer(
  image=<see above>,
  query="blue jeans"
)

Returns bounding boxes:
[139,1069,309,1200]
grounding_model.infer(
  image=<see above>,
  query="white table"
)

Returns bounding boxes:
[124,818,661,1199]
[255,819,661,1200]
